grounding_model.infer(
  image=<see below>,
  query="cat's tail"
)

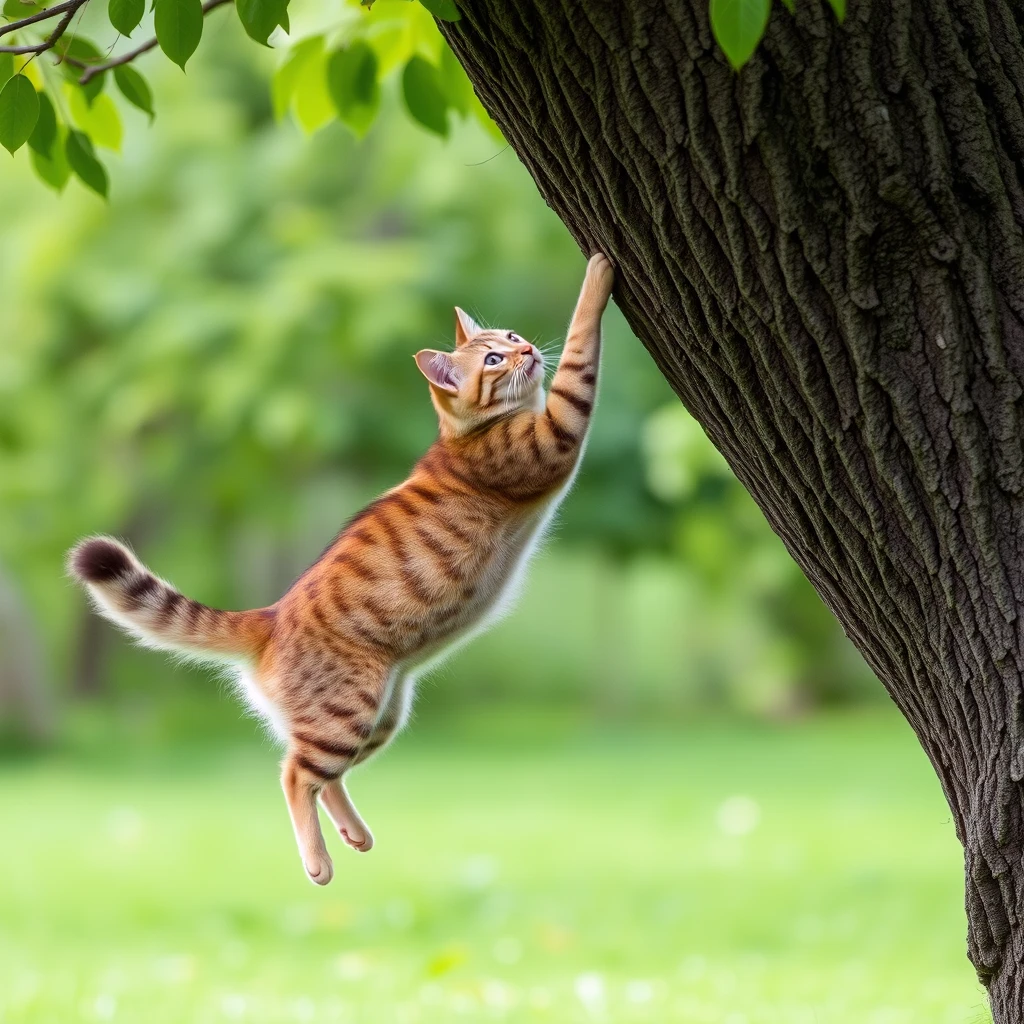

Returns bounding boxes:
[67,536,275,662]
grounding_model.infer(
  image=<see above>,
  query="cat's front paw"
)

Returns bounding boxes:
[304,853,335,886]
[584,252,615,306]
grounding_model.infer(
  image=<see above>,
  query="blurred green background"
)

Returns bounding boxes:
[0,11,985,1022]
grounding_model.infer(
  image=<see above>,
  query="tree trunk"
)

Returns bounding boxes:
[442,0,1024,1014]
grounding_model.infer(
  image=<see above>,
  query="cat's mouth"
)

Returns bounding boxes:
[523,353,544,379]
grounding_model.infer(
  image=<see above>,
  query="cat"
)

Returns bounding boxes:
[68,252,615,885]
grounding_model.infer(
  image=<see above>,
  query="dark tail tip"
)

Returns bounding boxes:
[70,538,133,584]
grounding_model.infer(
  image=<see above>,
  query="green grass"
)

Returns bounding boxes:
[0,708,987,1023]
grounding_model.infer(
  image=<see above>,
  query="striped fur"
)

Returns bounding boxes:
[68,539,275,660]
[68,253,615,886]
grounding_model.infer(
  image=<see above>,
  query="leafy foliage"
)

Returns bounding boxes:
[710,0,771,70]
[154,0,204,69]
[416,0,458,20]
[0,0,489,195]
[65,128,108,194]
[402,54,448,137]
[0,0,849,195]
[712,0,846,70]
[113,65,154,119]
[26,89,55,155]
[108,0,144,37]
[0,74,38,154]
[236,0,288,46]
[29,122,69,188]
[326,41,380,137]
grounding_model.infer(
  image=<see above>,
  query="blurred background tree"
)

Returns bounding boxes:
[0,1,877,747]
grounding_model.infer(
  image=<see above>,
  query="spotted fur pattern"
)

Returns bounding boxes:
[68,254,615,884]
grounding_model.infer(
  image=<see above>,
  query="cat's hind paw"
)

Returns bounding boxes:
[319,779,374,854]
[340,824,374,853]
[304,853,334,886]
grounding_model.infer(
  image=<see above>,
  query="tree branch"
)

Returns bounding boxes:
[0,2,80,55]
[0,0,84,40]
[73,0,233,84]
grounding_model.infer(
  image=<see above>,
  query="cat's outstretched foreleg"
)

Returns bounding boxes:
[538,253,614,461]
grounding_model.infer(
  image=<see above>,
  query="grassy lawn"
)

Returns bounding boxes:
[0,708,987,1023]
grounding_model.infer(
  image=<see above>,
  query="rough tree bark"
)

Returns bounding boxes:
[442,0,1024,1016]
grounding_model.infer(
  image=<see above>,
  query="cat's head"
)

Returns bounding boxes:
[415,308,545,433]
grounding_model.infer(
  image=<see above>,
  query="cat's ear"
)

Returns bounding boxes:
[454,307,481,348]
[415,350,460,394]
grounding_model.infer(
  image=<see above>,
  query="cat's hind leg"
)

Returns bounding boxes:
[317,671,415,852]
[282,660,391,884]
[316,670,416,854]
[352,671,416,767]
[281,753,336,885]
[319,779,373,852]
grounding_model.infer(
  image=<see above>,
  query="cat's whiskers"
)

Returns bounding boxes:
[500,367,518,415]
[504,363,527,413]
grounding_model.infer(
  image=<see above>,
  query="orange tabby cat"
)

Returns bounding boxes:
[69,253,615,885]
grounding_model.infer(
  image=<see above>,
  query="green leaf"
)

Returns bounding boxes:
[82,72,107,105]
[0,54,13,90]
[271,36,321,120]
[438,42,471,116]
[54,38,107,103]
[114,65,154,119]
[778,0,794,10]
[326,41,379,138]
[0,74,38,155]
[154,0,203,69]
[31,127,70,190]
[109,0,144,36]
[27,88,55,156]
[291,42,333,133]
[236,0,288,46]
[65,129,108,197]
[401,55,448,138]
[56,36,103,73]
[417,0,459,21]
[2,0,43,17]
[709,0,770,70]
[828,0,845,20]
[68,87,122,150]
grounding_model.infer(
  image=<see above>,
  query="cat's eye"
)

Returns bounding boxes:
[506,332,516,341]
[484,353,504,366]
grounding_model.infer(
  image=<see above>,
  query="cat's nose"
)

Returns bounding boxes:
[519,344,536,358]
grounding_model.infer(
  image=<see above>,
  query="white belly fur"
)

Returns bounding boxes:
[404,441,587,683]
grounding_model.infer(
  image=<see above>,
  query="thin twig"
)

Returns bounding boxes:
[0,3,78,56]
[76,0,233,84]
[0,0,84,40]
